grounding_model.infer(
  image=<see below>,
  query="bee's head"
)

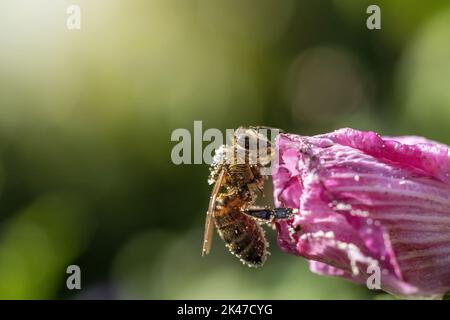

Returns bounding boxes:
[233,126,282,166]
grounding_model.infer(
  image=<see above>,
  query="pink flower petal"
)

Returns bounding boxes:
[273,128,450,298]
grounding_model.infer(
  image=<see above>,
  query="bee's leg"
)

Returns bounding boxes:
[242,207,297,222]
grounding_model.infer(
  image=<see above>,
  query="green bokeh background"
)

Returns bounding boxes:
[0,0,449,299]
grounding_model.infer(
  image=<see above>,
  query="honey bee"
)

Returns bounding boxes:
[201,127,296,267]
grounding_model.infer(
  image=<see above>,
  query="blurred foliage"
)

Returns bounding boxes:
[0,0,449,299]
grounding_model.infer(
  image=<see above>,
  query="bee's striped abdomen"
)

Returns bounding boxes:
[214,201,268,267]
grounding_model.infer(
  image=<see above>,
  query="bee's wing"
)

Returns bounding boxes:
[202,168,225,256]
